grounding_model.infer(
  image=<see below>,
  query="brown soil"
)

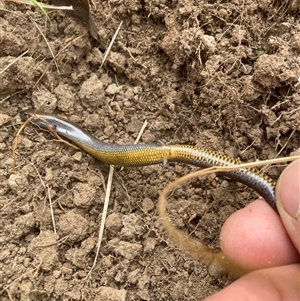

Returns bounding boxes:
[0,1,299,300]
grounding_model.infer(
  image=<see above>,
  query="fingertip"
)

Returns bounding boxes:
[219,200,298,270]
[204,264,300,301]
[276,159,300,218]
[276,159,300,252]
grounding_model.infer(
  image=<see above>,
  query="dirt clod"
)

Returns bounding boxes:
[57,211,89,242]
[95,286,127,301]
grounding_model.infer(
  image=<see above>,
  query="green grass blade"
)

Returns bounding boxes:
[30,0,50,21]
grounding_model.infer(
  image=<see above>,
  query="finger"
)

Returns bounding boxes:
[219,199,299,271]
[205,264,300,301]
[276,159,300,252]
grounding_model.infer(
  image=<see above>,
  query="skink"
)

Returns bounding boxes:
[20,110,277,211]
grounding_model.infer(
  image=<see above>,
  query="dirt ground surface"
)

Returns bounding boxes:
[1,0,300,300]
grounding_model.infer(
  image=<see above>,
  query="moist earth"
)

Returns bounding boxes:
[0,1,299,300]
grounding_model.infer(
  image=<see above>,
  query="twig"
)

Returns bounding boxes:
[101,21,123,67]
[5,0,73,10]
[26,159,45,188]
[87,164,114,277]
[30,17,59,73]
[266,129,296,170]
[134,120,148,144]
[0,50,28,74]
[0,264,41,294]
[46,184,56,233]
[12,113,35,169]
[21,159,56,233]
[33,34,86,88]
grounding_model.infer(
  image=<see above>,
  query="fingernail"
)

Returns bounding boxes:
[276,160,300,218]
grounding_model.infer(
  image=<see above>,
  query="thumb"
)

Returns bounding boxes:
[276,159,300,253]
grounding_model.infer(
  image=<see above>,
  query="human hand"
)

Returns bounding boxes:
[205,159,300,301]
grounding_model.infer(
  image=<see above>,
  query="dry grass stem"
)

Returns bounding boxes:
[87,164,114,278]
[46,184,57,233]
[0,50,28,74]
[30,17,59,72]
[34,34,86,88]
[134,120,148,144]
[101,21,123,67]
[5,0,73,10]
